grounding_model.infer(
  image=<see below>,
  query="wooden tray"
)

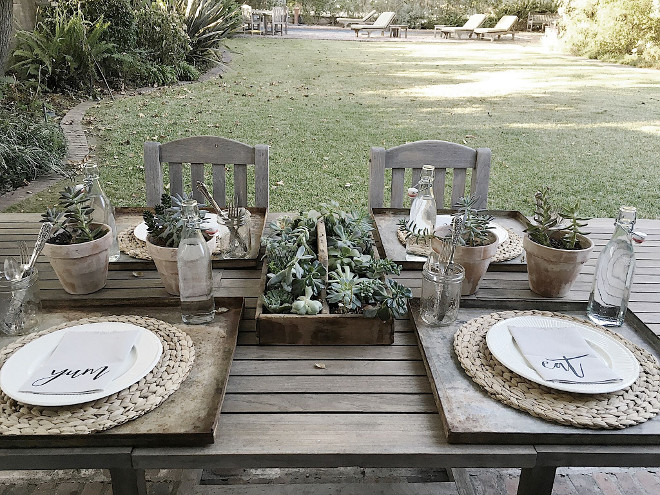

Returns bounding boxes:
[411,298,660,445]
[371,208,528,271]
[0,296,242,448]
[256,218,394,345]
[112,207,267,269]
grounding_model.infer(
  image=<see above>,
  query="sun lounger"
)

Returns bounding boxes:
[440,14,487,39]
[474,15,519,41]
[337,10,377,28]
[351,12,396,37]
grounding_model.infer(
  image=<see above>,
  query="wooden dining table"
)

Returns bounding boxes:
[1,212,659,495]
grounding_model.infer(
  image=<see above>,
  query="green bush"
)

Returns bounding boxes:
[561,0,660,68]
[0,110,66,194]
[11,9,114,93]
[135,5,190,67]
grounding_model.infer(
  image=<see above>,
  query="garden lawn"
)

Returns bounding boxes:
[8,37,660,218]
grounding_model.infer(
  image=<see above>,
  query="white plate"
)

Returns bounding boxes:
[0,322,162,406]
[435,215,509,245]
[134,213,227,242]
[486,316,640,394]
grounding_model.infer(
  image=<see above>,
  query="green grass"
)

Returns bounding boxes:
[8,38,660,218]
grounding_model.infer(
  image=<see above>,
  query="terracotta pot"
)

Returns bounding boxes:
[523,234,593,298]
[42,224,112,295]
[146,236,217,296]
[432,232,498,296]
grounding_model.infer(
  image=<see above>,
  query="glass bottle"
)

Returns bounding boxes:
[177,200,215,324]
[587,206,644,326]
[406,165,437,255]
[83,163,120,261]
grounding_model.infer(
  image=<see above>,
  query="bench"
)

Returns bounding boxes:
[527,12,559,32]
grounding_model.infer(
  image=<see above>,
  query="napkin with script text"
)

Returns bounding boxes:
[20,328,141,395]
[508,325,623,384]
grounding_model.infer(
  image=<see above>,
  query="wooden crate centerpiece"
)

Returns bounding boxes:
[256,207,411,345]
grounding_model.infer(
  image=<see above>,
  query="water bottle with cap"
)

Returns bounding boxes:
[406,165,436,255]
[83,163,120,261]
[587,206,646,326]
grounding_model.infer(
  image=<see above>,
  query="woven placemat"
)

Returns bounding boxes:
[0,315,195,435]
[454,310,660,429]
[118,226,152,260]
[396,227,523,262]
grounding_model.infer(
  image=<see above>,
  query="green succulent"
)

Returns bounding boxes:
[41,185,106,244]
[143,193,208,248]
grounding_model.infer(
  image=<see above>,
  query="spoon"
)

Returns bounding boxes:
[3,257,22,281]
[20,222,53,277]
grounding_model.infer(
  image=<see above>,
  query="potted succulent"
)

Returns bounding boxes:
[143,194,217,296]
[41,185,113,295]
[399,196,498,296]
[522,186,592,297]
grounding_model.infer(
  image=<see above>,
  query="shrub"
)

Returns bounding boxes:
[135,5,190,67]
[10,9,114,93]
[168,0,241,66]
[0,110,67,194]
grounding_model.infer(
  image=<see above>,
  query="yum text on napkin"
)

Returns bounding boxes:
[508,325,623,384]
[20,327,141,395]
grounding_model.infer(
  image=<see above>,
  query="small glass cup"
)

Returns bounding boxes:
[217,208,252,259]
[420,254,464,326]
[0,268,41,336]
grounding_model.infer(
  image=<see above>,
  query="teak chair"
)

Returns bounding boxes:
[440,14,487,39]
[337,10,377,28]
[368,140,491,210]
[144,136,269,208]
[474,15,519,41]
[351,11,396,37]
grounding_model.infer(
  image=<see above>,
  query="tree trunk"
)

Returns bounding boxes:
[0,0,12,76]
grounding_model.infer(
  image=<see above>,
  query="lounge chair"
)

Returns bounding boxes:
[337,10,377,28]
[440,14,487,39]
[351,12,396,37]
[474,15,519,41]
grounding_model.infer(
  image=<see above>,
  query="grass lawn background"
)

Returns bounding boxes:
[8,37,660,218]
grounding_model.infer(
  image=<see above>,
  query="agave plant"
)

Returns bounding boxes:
[169,0,242,65]
[142,193,210,248]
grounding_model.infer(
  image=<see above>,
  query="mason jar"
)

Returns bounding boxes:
[420,256,464,326]
[0,268,41,336]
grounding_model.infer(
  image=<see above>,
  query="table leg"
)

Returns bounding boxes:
[110,468,147,495]
[517,466,556,495]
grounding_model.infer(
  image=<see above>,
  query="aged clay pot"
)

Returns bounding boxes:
[432,232,498,296]
[42,224,112,295]
[523,233,593,298]
[146,236,216,296]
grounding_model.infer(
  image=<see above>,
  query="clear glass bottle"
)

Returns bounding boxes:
[406,165,437,255]
[587,206,642,326]
[177,200,215,324]
[83,163,120,261]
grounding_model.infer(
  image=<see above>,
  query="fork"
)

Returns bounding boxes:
[19,241,29,268]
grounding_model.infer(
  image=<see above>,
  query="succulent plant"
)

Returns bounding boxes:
[142,193,210,248]
[41,185,106,245]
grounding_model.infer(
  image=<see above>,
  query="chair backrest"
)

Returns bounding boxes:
[272,6,287,23]
[361,9,377,22]
[369,140,491,210]
[463,14,487,29]
[494,15,518,30]
[371,11,395,28]
[144,136,269,209]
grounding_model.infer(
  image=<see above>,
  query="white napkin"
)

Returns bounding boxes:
[508,325,623,384]
[19,328,141,395]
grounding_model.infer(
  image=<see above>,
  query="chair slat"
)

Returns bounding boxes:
[234,164,248,207]
[369,147,386,209]
[451,168,467,206]
[254,145,270,209]
[212,164,227,208]
[390,169,405,208]
[144,141,163,207]
[471,148,492,209]
[433,169,446,208]
[169,163,183,198]
[191,163,205,203]
[411,169,421,190]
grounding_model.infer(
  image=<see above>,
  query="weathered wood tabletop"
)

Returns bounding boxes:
[1,213,659,495]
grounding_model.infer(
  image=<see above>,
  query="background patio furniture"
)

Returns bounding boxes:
[474,15,519,41]
[368,139,491,209]
[527,12,560,32]
[440,14,487,39]
[337,10,377,28]
[351,11,396,37]
[270,6,288,35]
[144,136,269,208]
